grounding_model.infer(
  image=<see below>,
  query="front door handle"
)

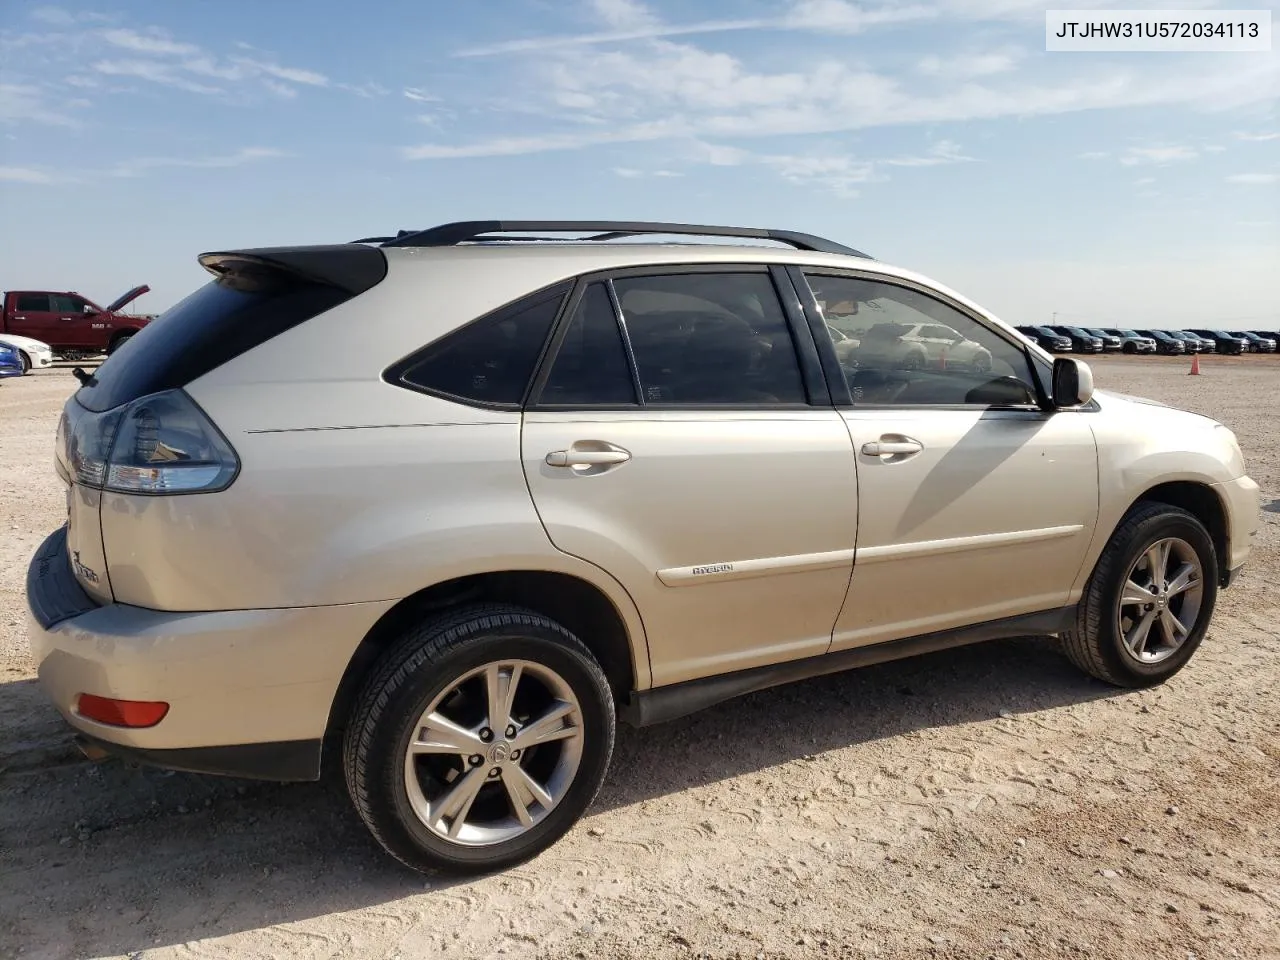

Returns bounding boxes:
[861,436,924,459]
[546,446,631,467]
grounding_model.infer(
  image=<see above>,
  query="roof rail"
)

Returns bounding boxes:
[373,220,872,258]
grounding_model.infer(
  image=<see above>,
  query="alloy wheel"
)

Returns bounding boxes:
[1115,537,1205,665]
[402,660,584,846]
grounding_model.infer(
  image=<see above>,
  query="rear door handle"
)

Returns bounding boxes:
[546,447,631,467]
[861,437,924,458]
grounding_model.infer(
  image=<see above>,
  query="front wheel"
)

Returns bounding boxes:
[1060,503,1217,687]
[343,604,616,875]
[18,351,31,374]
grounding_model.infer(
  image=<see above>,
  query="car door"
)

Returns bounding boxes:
[522,267,859,687]
[7,293,57,343]
[794,268,1100,651]
[48,293,101,349]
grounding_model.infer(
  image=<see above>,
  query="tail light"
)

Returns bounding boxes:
[66,389,238,495]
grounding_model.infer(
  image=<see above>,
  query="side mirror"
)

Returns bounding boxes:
[1052,357,1094,407]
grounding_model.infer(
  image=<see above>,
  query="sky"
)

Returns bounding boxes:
[1,0,1277,329]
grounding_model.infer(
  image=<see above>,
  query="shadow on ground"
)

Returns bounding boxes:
[0,634,1114,958]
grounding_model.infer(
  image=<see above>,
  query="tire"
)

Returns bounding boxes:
[18,351,31,374]
[343,603,616,875]
[1122,343,1137,355]
[1060,502,1218,688]
[106,332,134,356]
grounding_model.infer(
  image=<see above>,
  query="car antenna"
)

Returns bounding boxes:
[71,366,96,387]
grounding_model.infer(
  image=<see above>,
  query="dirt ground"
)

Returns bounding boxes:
[1,356,1277,960]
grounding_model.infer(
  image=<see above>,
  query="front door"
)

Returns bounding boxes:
[522,270,859,687]
[49,293,101,350]
[798,269,1100,650]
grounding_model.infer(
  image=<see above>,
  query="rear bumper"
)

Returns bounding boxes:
[26,526,393,780]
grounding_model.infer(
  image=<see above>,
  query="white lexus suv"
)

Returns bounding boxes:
[26,221,1259,875]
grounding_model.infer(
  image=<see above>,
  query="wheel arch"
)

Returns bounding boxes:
[324,569,647,744]
[1118,480,1228,583]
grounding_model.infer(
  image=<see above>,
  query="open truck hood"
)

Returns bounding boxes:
[104,284,150,313]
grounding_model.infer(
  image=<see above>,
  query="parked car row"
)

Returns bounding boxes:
[1015,325,1278,357]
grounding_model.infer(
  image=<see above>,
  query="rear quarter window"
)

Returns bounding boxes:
[387,283,571,408]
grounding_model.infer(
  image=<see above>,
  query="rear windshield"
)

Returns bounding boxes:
[76,271,347,412]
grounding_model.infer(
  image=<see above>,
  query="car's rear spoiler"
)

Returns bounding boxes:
[197,245,388,296]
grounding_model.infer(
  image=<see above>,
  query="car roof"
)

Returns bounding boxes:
[379,242,1018,328]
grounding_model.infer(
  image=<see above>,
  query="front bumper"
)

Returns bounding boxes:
[29,349,54,370]
[1214,475,1261,580]
[26,526,393,780]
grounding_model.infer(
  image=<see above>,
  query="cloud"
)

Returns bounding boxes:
[404,87,439,102]
[29,6,110,26]
[0,165,57,184]
[784,0,936,33]
[613,166,683,178]
[916,50,1020,79]
[454,18,770,57]
[1078,151,1109,159]
[102,28,199,57]
[763,153,878,198]
[884,139,976,166]
[0,83,78,127]
[1119,145,1198,165]
[92,58,225,95]
[242,59,328,86]
[593,0,659,29]
[1234,131,1279,142]
[456,1,936,56]
[1134,176,1156,185]
[1227,173,1279,185]
[111,146,287,178]
[681,137,970,197]
[427,31,1277,162]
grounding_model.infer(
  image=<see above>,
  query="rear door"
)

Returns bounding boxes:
[7,293,58,343]
[522,267,859,687]
[795,268,1100,651]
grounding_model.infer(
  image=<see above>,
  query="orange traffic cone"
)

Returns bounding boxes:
[1189,353,1201,375]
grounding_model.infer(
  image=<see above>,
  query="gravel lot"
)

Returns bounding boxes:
[2,356,1278,960]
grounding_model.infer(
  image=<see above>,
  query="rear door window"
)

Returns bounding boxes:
[539,283,637,406]
[16,294,49,312]
[611,272,807,406]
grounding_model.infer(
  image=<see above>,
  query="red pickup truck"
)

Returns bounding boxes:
[1,285,153,360]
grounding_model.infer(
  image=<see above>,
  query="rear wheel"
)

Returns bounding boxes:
[1060,503,1217,687]
[343,604,616,875]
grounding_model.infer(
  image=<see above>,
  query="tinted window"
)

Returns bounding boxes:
[398,286,567,407]
[76,272,349,413]
[804,272,1037,407]
[16,294,48,312]
[49,295,80,313]
[612,273,806,405]
[540,283,636,405]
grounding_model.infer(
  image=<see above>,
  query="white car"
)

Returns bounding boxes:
[0,334,54,374]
